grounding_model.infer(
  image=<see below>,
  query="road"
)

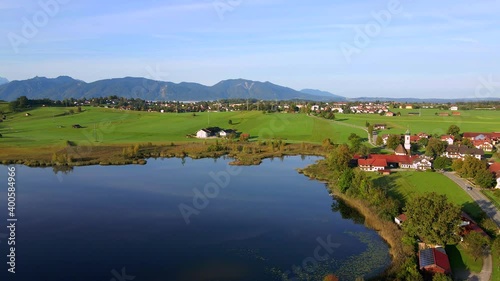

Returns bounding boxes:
[443,172,500,228]
[443,172,498,281]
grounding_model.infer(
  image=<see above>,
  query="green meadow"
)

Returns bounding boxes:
[374,171,484,217]
[0,105,367,149]
[337,109,500,135]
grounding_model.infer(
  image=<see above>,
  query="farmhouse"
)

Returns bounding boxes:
[196,127,223,138]
[440,135,454,145]
[463,132,500,145]
[373,123,387,130]
[359,154,432,171]
[358,158,387,172]
[450,106,458,111]
[442,145,484,160]
[385,111,395,117]
[473,139,494,151]
[419,247,451,275]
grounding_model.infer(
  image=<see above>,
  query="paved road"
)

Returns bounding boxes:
[443,172,500,228]
[443,172,497,281]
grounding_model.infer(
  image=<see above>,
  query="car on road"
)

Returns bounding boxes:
[466,186,473,191]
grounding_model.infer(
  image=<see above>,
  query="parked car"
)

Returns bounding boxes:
[466,186,473,190]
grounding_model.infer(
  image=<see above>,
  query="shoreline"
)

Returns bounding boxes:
[2,141,406,279]
[299,163,414,280]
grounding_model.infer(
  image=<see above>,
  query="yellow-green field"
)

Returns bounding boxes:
[337,109,500,135]
[0,106,366,149]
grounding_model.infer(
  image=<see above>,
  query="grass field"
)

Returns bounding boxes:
[446,244,483,274]
[374,171,498,276]
[0,105,368,148]
[374,171,484,217]
[337,109,500,135]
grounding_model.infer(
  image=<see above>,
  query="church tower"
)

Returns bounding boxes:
[404,128,411,152]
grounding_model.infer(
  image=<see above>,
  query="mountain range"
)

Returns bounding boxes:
[0,77,8,85]
[0,76,345,102]
[0,76,498,103]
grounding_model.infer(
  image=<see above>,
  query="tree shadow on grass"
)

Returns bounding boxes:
[445,244,472,281]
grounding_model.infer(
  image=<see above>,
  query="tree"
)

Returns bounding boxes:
[459,156,486,178]
[367,124,374,137]
[358,145,371,157]
[451,159,463,172]
[425,138,445,158]
[418,137,429,148]
[375,135,384,146]
[446,125,460,137]
[348,133,363,152]
[474,168,495,188]
[328,144,352,172]
[461,138,473,148]
[403,193,461,245]
[228,119,233,125]
[463,232,490,261]
[386,134,401,150]
[433,156,451,170]
[432,273,452,281]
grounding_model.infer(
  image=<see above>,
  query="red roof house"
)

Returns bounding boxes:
[419,247,451,275]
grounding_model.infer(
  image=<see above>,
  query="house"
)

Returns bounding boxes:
[473,139,494,151]
[463,132,500,145]
[489,162,500,189]
[196,129,211,139]
[419,247,451,275]
[450,106,458,111]
[394,214,407,226]
[373,124,387,130]
[405,105,413,109]
[438,112,449,117]
[367,154,432,170]
[440,135,454,145]
[331,107,344,113]
[358,158,387,172]
[385,111,395,117]
[379,169,391,175]
[452,112,461,116]
[442,145,484,160]
[459,212,489,237]
[219,129,236,138]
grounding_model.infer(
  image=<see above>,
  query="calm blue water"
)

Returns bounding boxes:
[0,156,390,281]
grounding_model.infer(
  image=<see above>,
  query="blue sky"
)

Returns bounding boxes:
[1,0,499,98]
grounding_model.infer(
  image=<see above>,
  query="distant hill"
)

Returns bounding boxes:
[0,76,340,102]
[300,89,346,101]
[0,77,8,85]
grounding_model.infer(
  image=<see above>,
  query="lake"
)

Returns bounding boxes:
[0,156,390,281]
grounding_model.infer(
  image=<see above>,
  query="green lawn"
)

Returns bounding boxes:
[337,109,500,135]
[482,189,500,210]
[0,106,367,149]
[493,254,500,281]
[374,171,484,217]
[446,244,483,274]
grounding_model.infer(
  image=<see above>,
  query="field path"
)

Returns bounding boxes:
[309,115,375,146]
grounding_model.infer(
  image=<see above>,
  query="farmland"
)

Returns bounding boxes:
[0,105,367,148]
[337,109,500,135]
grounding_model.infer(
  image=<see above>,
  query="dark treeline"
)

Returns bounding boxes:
[4,96,500,114]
